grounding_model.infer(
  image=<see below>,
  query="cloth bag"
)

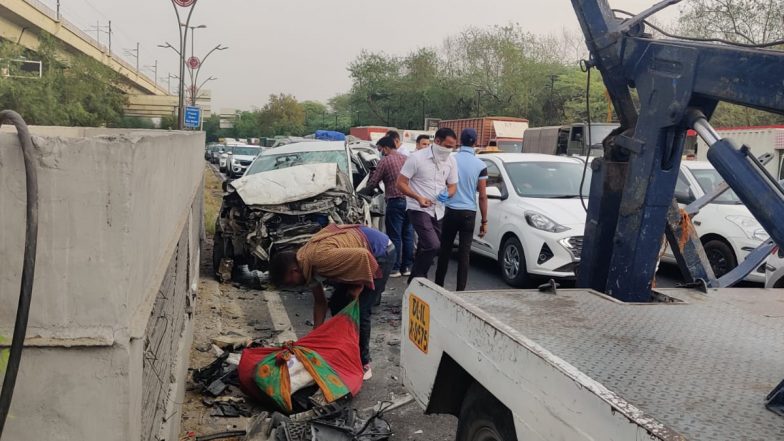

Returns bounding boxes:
[238,300,363,413]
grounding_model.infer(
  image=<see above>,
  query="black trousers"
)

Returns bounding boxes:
[407,210,442,284]
[328,244,394,365]
[435,208,476,291]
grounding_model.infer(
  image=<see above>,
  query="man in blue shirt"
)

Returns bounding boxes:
[435,128,488,291]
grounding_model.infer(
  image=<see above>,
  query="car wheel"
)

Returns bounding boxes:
[703,239,737,278]
[456,383,518,441]
[499,236,529,288]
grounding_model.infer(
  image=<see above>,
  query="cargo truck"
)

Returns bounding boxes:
[522,122,618,156]
[438,117,529,152]
[695,125,784,179]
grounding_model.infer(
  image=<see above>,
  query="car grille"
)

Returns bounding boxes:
[567,236,583,258]
[240,160,252,166]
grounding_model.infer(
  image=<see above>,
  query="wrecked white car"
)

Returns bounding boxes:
[213,141,372,277]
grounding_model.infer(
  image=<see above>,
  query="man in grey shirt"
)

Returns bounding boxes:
[397,128,459,283]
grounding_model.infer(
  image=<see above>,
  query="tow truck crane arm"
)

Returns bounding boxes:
[571,0,784,301]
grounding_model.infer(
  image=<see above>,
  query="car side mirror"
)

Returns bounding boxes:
[674,188,695,205]
[486,186,507,200]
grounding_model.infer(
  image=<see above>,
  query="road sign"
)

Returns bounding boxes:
[184,106,202,129]
[174,0,195,7]
[187,56,200,70]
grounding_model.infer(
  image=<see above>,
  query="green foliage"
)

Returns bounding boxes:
[258,93,306,136]
[0,36,126,126]
[343,24,611,128]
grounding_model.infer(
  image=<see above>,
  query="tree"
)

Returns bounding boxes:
[678,0,784,45]
[301,100,328,133]
[0,36,126,127]
[257,93,305,136]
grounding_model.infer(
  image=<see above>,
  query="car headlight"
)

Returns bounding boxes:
[525,211,570,233]
[726,215,767,241]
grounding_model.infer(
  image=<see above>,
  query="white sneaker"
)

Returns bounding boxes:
[389,271,402,278]
[363,364,373,380]
[402,269,411,276]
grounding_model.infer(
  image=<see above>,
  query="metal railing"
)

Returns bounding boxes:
[20,0,166,93]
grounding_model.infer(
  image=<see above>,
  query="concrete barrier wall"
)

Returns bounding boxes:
[0,127,204,440]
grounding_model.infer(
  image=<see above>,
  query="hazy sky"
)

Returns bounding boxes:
[39,0,678,111]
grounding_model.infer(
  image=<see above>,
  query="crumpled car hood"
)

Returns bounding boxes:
[229,163,348,206]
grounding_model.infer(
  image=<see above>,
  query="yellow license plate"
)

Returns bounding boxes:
[408,294,430,354]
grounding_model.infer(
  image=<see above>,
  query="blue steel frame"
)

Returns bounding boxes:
[572,0,784,301]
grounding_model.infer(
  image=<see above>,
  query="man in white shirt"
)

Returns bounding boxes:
[396,128,459,283]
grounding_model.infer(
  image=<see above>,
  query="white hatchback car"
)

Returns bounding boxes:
[470,153,587,287]
[662,160,769,282]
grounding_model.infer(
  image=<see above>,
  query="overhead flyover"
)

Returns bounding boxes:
[0,0,199,118]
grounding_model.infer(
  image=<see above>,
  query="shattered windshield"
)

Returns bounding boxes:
[245,150,349,176]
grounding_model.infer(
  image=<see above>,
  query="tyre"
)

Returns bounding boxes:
[703,239,737,278]
[499,236,530,288]
[456,383,518,441]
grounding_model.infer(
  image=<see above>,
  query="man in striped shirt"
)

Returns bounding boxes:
[366,136,414,277]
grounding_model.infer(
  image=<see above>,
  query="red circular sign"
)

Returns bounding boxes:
[187,56,200,69]
[174,0,195,7]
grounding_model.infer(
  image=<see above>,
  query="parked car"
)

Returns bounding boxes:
[204,144,217,161]
[468,153,588,287]
[209,145,225,164]
[213,141,372,276]
[661,160,769,282]
[218,145,235,172]
[226,145,263,178]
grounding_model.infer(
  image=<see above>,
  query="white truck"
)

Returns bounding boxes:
[400,279,784,440]
[695,126,784,179]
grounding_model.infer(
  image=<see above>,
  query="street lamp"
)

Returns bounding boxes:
[182,24,206,60]
[169,0,199,130]
[191,44,228,105]
[191,76,217,104]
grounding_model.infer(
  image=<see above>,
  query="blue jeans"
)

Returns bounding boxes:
[385,198,414,272]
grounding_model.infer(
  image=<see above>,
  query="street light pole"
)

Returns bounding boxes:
[191,44,228,105]
[170,0,198,130]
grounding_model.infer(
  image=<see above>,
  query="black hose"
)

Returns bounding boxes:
[0,110,38,438]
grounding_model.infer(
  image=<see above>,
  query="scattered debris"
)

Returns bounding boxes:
[193,353,240,398]
[414,430,423,434]
[305,320,314,327]
[218,258,235,283]
[196,429,248,441]
[386,339,400,347]
[212,332,253,350]
[243,398,392,441]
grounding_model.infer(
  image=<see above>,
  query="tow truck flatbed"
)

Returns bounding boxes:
[401,280,784,440]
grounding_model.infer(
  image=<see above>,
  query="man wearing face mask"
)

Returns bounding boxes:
[397,128,459,283]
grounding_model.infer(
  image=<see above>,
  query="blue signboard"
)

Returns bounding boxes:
[184,106,202,129]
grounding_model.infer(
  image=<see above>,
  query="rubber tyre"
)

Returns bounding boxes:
[499,236,530,288]
[703,239,737,278]
[456,383,518,441]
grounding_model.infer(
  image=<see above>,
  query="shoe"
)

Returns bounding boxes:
[402,269,411,276]
[389,271,402,278]
[363,364,373,380]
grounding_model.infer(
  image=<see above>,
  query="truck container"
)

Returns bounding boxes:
[438,117,529,152]
[349,126,392,142]
[523,122,618,156]
[695,125,784,179]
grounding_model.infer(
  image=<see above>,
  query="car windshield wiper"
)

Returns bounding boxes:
[548,194,582,199]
